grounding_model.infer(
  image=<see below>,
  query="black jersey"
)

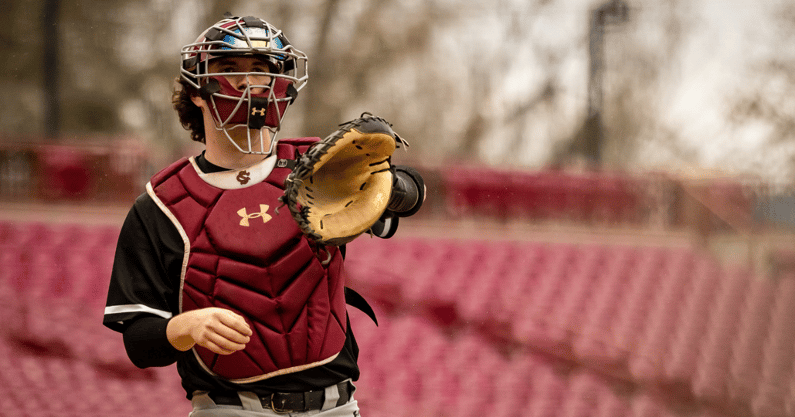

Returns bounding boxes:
[103,153,382,398]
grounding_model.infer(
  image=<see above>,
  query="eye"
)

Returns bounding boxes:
[255,60,281,74]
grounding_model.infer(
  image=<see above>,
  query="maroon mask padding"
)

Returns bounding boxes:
[207,76,294,129]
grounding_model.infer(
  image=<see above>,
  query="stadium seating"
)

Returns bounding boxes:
[346,235,795,417]
[1,219,794,416]
[443,166,643,223]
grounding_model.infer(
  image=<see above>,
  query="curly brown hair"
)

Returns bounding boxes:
[172,78,205,143]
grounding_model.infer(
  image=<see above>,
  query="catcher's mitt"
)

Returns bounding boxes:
[280,113,407,246]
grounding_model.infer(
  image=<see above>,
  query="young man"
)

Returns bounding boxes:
[103,14,423,416]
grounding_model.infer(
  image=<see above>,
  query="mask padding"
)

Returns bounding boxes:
[199,78,221,102]
[248,97,268,130]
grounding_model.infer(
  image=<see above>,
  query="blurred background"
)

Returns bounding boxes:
[2,0,795,416]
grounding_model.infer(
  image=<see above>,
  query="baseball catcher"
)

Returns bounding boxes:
[103,13,425,417]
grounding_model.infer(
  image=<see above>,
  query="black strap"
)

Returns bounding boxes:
[242,16,265,28]
[286,83,299,104]
[345,287,378,326]
[276,159,297,169]
[204,27,224,41]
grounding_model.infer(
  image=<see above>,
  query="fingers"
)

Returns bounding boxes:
[194,326,249,355]
[217,310,253,337]
[211,318,252,345]
[203,342,236,356]
[190,308,254,355]
[202,330,248,355]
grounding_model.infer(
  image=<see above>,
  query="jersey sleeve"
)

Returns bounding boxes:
[103,192,185,332]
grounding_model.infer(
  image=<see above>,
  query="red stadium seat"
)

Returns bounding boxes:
[689,268,750,400]
[728,274,778,405]
[751,275,795,417]
[5,219,795,417]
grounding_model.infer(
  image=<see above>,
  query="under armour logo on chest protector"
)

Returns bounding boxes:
[237,204,272,226]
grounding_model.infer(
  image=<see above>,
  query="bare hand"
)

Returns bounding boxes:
[167,307,253,355]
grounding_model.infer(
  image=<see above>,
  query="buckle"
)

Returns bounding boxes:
[269,393,294,414]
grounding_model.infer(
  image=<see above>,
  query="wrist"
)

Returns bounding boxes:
[166,314,196,351]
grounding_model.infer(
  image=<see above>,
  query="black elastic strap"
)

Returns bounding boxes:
[282,57,296,73]
[242,16,265,28]
[205,27,225,41]
[286,83,299,104]
[345,287,378,326]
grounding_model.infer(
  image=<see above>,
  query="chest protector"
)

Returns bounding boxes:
[147,138,348,384]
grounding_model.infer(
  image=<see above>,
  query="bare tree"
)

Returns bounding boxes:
[720,2,795,181]
[0,1,47,135]
[299,0,441,139]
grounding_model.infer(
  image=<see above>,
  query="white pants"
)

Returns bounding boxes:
[189,382,360,417]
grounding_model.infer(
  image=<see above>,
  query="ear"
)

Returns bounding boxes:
[190,93,206,109]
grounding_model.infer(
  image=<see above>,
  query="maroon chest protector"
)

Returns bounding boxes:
[148,138,348,383]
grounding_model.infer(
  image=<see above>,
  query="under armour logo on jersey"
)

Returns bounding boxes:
[236,170,251,185]
[238,204,272,226]
[251,107,267,117]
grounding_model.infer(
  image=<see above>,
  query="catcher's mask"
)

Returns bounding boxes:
[180,14,308,155]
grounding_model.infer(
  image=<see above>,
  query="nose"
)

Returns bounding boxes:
[230,74,249,92]
[229,74,269,95]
